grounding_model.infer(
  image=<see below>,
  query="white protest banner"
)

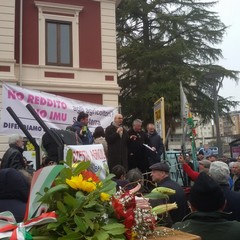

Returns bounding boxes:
[0,83,117,138]
[64,144,109,179]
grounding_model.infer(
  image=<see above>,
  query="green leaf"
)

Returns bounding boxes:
[102,173,115,182]
[102,223,126,235]
[75,191,86,207]
[40,184,69,202]
[110,237,125,240]
[99,181,116,193]
[84,216,94,230]
[83,210,101,219]
[110,234,126,240]
[76,190,85,198]
[92,203,105,212]
[46,221,62,231]
[63,225,74,235]
[74,215,88,233]
[94,230,109,240]
[84,200,97,209]
[72,161,91,176]
[59,232,81,240]
[57,200,67,213]
[63,192,78,208]
[66,149,73,167]
[59,168,72,182]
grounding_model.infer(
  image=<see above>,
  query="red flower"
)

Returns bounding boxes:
[112,197,125,218]
[81,170,100,183]
[112,187,158,240]
[124,209,135,229]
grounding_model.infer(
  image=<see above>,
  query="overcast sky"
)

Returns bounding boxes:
[214,0,240,110]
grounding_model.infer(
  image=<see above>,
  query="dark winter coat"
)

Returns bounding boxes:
[153,176,189,223]
[220,183,240,221]
[173,211,240,240]
[0,168,31,222]
[233,175,240,192]
[146,131,164,165]
[0,145,25,169]
[72,121,93,145]
[127,129,148,172]
[105,123,128,172]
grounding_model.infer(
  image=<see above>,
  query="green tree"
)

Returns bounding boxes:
[117,0,239,129]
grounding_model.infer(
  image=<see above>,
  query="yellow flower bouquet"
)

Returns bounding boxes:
[29,151,126,240]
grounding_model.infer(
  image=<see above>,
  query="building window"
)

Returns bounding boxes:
[46,21,72,66]
[35,1,83,67]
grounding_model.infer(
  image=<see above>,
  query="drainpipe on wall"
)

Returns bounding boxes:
[19,0,23,86]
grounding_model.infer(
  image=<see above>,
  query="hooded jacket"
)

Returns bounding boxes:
[72,121,93,145]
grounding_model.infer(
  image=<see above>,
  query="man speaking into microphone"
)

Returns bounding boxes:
[105,114,128,172]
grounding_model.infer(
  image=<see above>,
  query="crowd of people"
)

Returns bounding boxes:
[1,111,240,239]
[68,111,164,173]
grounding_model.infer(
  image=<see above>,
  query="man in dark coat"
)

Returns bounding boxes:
[105,114,128,172]
[1,134,26,170]
[146,123,164,165]
[231,161,240,191]
[149,162,189,224]
[127,119,148,172]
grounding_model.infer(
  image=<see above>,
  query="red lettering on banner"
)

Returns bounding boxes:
[26,94,67,110]
[35,96,40,104]
[35,109,47,118]
[8,90,24,101]
[90,149,105,160]
[27,94,34,103]
[40,97,47,105]
[73,150,91,162]
[50,112,67,122]
[47,99,53,107]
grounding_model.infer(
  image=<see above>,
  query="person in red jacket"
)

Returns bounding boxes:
[178,155,211,181]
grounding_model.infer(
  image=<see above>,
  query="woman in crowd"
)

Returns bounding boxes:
[93,126,108,158]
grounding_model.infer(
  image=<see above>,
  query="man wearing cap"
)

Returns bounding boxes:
[209,161,240,221]
[173,172,240,240]
[178,155,211,181]
[149,162,189,223]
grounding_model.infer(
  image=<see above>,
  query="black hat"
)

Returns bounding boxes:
[189,172,225,212]
[149,162,170,172]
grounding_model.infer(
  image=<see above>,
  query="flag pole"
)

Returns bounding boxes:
[180,81,186,155]
[180,81,188,187]
[191,132,198,171]
[180,82,198,177]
